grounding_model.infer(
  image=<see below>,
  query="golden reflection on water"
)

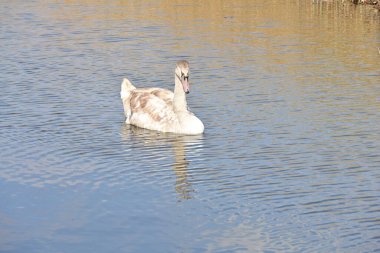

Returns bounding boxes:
[56,0,379,74]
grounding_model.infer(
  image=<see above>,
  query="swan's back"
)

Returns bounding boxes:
[132,88,174,107]
[127,90,179,132]
[120,78,180,132]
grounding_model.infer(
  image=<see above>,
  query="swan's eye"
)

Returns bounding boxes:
[181,72,184,77]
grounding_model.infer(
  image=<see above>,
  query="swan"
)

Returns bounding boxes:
[120,60,204,135]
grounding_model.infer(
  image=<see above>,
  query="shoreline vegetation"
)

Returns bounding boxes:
[332,0,380,11]
[313,0,380,10]
[352,0,380,9]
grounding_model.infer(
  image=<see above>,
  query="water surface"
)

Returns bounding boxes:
[1,1,379,252]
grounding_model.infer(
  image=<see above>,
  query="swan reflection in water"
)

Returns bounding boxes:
[120,124,204,200]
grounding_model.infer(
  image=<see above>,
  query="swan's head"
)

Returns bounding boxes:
[175,60,190,94]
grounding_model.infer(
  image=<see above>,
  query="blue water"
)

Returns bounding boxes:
[1,1,379,252]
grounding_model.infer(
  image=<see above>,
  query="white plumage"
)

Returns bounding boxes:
[120,60,204,135]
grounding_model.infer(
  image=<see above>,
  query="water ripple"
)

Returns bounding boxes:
[1,1,380,252]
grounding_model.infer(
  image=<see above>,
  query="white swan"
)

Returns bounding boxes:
[120,60,204,135]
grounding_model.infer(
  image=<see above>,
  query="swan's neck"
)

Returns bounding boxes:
[173,74,188,112]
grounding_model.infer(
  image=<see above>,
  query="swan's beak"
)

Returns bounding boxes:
[182,76,190,94]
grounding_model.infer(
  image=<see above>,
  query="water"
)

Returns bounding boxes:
[1,1,379,252]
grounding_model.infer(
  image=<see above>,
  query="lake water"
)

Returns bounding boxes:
[1,1,379,252]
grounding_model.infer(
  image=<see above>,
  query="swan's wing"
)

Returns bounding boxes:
[150,88,174,106]
[129,91,177,130]
[133,88,174,107]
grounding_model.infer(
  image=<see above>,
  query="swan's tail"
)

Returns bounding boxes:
[120,78,136,123]
[120,78,136,99]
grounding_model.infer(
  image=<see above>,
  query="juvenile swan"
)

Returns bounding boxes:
[120,60,204,135]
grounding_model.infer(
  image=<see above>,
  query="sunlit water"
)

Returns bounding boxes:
[1,1,379,252]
